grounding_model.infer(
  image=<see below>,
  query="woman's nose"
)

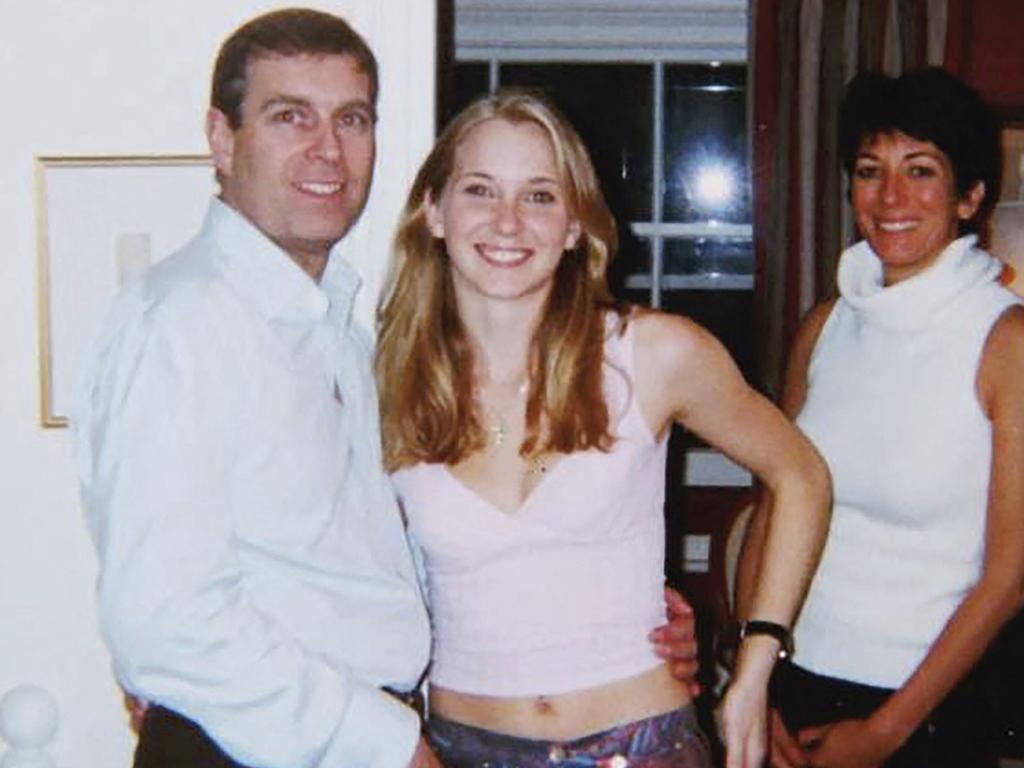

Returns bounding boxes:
[493,197,521,234]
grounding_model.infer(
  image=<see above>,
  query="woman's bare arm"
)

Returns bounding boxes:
[734,299,834,623]
[634,311,832,768]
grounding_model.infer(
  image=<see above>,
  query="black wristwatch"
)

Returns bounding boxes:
[739,620,794,660]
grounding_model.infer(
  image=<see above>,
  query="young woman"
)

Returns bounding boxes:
[737,69,1024,768]
[378,90,831,768]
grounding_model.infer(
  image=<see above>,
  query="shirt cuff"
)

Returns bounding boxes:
[321,679,420,768]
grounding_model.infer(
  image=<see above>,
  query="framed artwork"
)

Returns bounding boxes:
[36,155,214,427]
[992,127,1024,296]
[998,127,1024,203]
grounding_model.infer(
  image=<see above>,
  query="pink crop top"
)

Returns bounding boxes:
[391,314,669,697]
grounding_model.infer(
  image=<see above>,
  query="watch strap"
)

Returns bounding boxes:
[739,620,794,659]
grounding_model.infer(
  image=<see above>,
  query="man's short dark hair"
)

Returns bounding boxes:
[839,68,1001,234]
[212,8,379,129]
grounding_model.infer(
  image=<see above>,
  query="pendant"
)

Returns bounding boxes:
[489,419,507,446]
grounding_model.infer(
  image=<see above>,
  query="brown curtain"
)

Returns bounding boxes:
[945,0,1024,120]
[750,0,950,397]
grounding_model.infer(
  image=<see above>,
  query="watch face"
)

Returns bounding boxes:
[740,620,793,659]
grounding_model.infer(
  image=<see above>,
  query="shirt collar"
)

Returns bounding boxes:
[204,197,361,329]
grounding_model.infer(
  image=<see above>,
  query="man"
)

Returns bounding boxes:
[74,9,698,768]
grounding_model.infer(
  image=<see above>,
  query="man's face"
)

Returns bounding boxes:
[207,53,376,271]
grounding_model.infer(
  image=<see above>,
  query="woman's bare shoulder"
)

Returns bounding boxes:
[779,298,838,417]
[794,298,838,353]
[631,307,722,366]
[979,304,1024,415]
[630,308,748,430]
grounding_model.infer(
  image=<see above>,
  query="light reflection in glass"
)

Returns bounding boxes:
[693,163,736,210]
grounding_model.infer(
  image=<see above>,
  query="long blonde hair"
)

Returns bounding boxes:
[377,89,621,471]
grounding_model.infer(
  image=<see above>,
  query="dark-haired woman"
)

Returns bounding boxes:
[738,68,1024,768]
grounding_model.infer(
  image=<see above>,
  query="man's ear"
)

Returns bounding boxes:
[957,181,985,222]
[424,192,445,239]
[206,108,235,178]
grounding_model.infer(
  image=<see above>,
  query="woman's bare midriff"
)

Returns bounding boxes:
[429,663,691,740]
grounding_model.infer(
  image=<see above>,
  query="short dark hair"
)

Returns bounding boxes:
[839,68,1001,234]
[211,8,378,129]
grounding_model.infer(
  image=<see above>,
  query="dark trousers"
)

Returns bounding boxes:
[134,706,252,768]
[770,660,996,768]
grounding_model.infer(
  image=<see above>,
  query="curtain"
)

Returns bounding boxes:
[750,0,949,397]
[945,0,1024,118]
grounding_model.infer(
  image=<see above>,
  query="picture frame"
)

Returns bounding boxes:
[998,126,1024,204]
[991,126,1024,297]
[36,155,214,427]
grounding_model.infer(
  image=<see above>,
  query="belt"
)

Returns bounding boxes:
[383,686,426,721]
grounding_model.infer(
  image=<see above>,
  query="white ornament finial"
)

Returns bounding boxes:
[0,685,58,768]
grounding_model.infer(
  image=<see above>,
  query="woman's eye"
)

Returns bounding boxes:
[853,165,879,180]
[462,184,493,197]
[527,190,557,204]
[907,164,938,179]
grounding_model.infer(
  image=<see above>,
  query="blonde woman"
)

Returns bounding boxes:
[378,89,831,768]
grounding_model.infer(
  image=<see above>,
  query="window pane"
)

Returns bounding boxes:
[451,62,490,118]
[611,237,652,306]
[663,65,749,223]
[500,64,653,223]
[664,237,752,281]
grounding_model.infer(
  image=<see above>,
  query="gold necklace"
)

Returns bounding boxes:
[482,380,528,447]
[489,418,509,446]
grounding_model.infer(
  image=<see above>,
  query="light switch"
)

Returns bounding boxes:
[683,534,711,561]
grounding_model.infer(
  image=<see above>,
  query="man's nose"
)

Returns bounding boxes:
[308,122,343,162]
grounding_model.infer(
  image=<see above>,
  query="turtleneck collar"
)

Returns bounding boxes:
[836,235,1004,331]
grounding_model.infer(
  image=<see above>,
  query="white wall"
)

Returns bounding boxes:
[0,2,436,765]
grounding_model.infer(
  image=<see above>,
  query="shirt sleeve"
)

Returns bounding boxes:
[396,493,431,607]
[73,296,420,768]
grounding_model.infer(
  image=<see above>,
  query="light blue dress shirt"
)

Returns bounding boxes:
[73,199,431,768]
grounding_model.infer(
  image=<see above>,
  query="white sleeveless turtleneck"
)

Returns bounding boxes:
[792,235,1019,689]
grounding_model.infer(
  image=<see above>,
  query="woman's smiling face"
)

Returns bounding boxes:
[851,130,983,285]
[426,117,581,308]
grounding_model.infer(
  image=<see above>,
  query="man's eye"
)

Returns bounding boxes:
[273,109,302,125]
[339,111,371,131]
